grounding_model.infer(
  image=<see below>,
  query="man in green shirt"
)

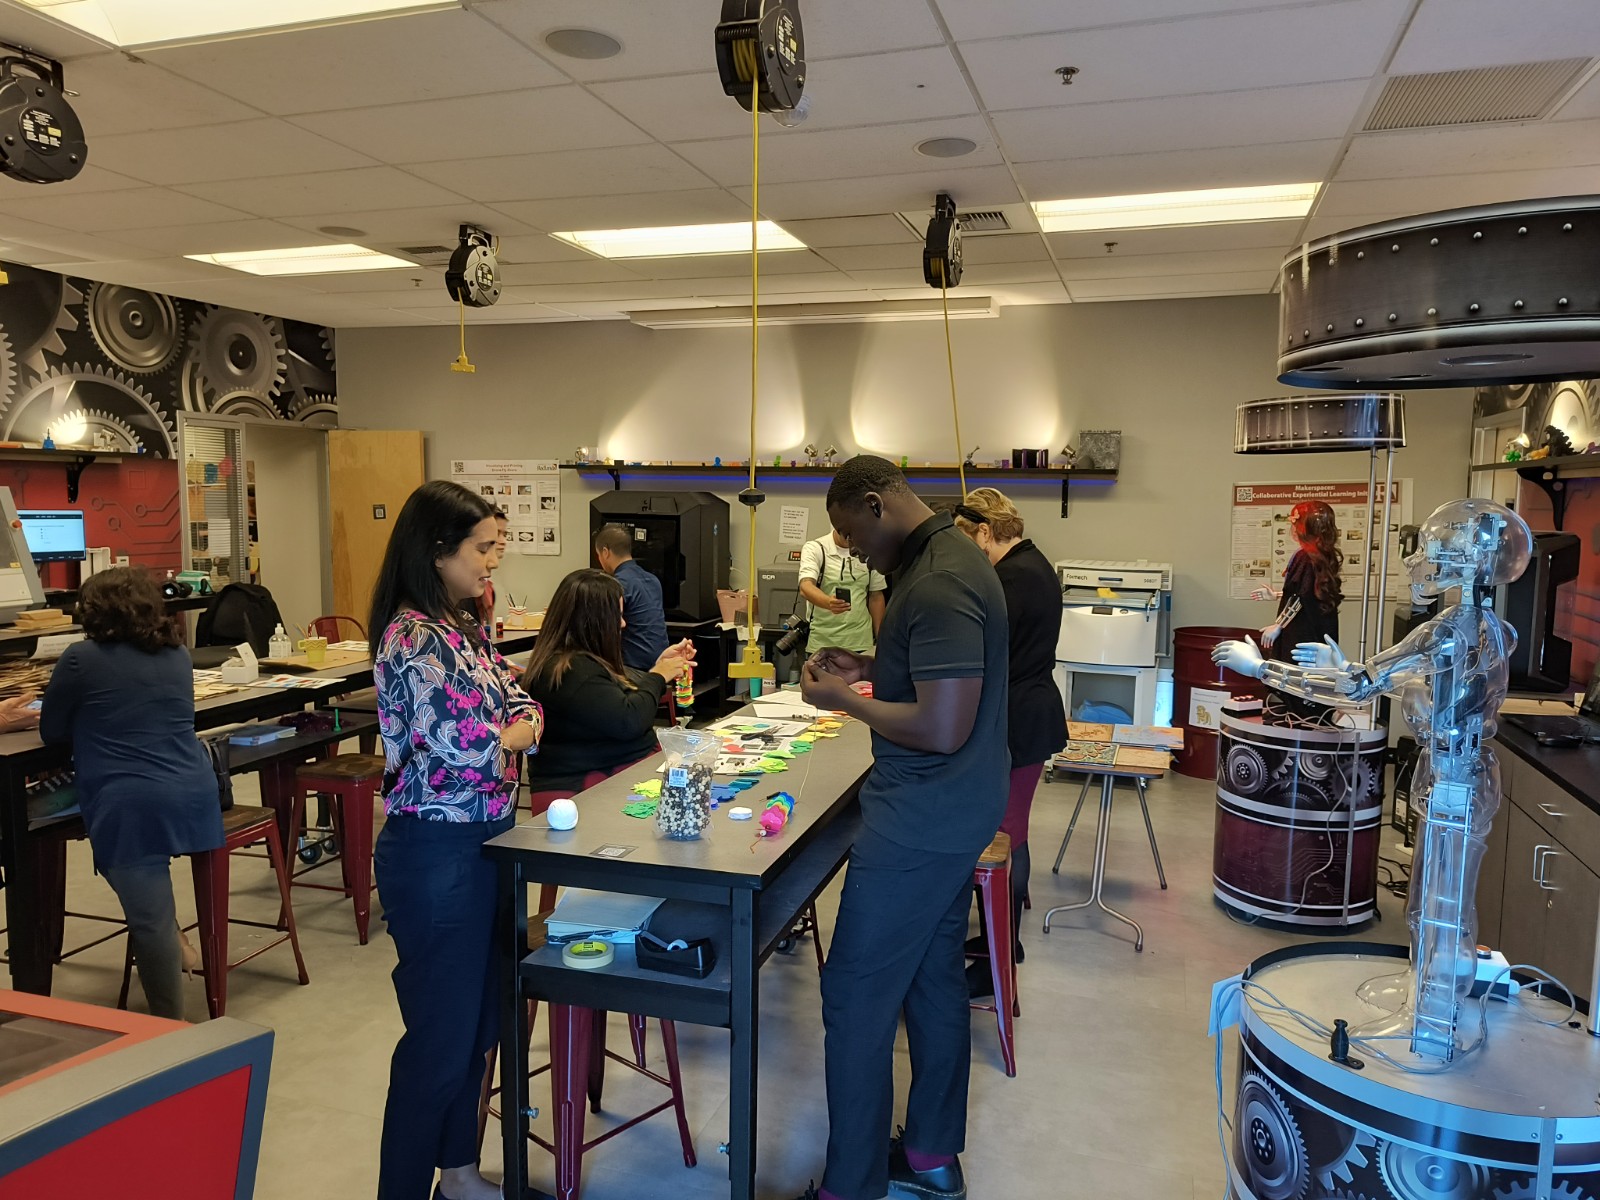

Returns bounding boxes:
[798,528,887,654]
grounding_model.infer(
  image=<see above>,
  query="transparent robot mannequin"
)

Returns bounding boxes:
[1214,498,1534,1061]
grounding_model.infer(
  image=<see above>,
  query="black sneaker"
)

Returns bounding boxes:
[887,1127,967,1200]
[788,1183,821,1200]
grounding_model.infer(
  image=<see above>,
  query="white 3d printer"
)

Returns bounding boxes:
[1054,558,1172,727]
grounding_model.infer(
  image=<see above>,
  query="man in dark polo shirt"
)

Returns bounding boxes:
[795,455,1009,1200]
[594,522,669,671]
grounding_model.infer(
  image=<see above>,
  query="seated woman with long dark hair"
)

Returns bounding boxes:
[40,567,222,1020]
[520,568,695,796]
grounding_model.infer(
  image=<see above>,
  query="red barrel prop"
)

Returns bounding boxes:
[1212,712,1385,928]
[1173,626,1263,779]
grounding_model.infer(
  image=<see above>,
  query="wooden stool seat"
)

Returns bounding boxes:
[970,834,1020,1078]
[295,754,384,784]
[290,754,384,944]
[121,803,309,1019]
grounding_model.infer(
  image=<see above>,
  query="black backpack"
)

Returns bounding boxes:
[195,583,284,657]
[198,732,234,811]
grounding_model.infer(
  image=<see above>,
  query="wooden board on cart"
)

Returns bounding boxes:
[1067,721,1184,750]
[260,647,369,672]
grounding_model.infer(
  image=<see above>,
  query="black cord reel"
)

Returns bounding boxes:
[445,224,501,308]
[715,0,807,114]
[0,47,86,185]
[923,192,963,289]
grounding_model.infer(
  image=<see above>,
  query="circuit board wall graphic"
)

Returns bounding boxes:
[0,260,338,459]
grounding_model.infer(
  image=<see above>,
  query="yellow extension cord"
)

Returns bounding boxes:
[938,263,966,501]
[746,69,760,655]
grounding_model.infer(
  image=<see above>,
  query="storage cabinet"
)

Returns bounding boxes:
[1498,804,1549,974]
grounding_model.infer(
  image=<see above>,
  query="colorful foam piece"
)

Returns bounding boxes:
[622,800,659,818]
[631,779,662,798]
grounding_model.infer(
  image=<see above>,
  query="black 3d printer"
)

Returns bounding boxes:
[589,492,730,622]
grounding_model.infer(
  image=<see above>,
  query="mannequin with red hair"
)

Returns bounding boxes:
[1259,501,1344,723]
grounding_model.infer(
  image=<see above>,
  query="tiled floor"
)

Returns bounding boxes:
[38,758,1409,1200]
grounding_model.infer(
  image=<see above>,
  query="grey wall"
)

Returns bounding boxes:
[338,295,1473,633]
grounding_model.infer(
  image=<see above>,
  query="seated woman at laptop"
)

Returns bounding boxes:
[520,569,695,797]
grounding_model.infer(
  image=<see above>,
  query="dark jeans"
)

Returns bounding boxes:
[820,826,982,1200]
[374,811,513,1200]
[100,855,184,1021]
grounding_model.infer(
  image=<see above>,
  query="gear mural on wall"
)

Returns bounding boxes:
[0,260,338,456]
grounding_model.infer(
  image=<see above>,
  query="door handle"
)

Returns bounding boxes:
[1533,844,1561,891]
[1537,802,1565,819]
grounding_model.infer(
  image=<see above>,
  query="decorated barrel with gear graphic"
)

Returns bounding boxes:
[1213,712,1386,928]
[1229,943,1600,1200]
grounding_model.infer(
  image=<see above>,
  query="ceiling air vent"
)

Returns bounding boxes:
[395,243,456,262]
[895,203,1026,239]
[1364,57,1593,130]
[956,210,1011,233]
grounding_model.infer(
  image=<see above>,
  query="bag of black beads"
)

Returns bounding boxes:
[656,726,717,840]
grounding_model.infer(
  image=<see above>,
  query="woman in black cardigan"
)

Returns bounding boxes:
[520,569,695,796]
[954,489,1065,973]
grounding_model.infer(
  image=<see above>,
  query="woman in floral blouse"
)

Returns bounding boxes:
[368,480,542,1200]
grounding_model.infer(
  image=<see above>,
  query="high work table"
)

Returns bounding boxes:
[0,631,538,996]
[484,716,872,1200]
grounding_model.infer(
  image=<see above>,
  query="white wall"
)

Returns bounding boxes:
[248,422,332,634]
[338,296,1473,634]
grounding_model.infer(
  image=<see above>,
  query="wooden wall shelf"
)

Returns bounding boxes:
[0,448,126,502]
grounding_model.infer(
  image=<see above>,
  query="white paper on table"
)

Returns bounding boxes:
[751,699,819,721]
[546,888,665,943]
[30,632,84,660]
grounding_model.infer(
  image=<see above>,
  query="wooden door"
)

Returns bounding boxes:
[328,430,424,630]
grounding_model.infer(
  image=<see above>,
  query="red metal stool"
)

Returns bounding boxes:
[969,831,1019,1077]
[121,804,310,1019]
[289,754,385,944]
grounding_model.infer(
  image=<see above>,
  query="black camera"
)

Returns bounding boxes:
[774,618,810,656]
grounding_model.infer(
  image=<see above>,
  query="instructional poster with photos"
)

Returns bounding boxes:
[449,459,561,556]
[1229,479,1413,601]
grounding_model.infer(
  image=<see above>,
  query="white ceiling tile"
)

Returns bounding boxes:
[806,0,949,58]
[290,87,651,163]
[1313,167,1600,217]
[961,234,1055,265]
[1016,140,1344,200]
[845,267,948,289]
[732,272,858,295]
[297,269,442,295]
[1389,0,1600,73]
[1056,247,1287,280]
[488,189,749,232]
[1067,271,1276,300]
[628,250,837,280]
[776,215,920,247]
[277,204,538,244]
[817,243,925,272]
[1337,119,1600,181]
[110,219,330,256]
[5,10,115,60]
[939,0,1333,40]
[1300,211,1394,240]
[404,145,717,203]
[491,234,605,264]
[960,0,1411,111]
[498,260,643,286]
[673,117,1000,187]
[993,81,1371,162]
[0,164,143,199]
[587,73,752,145]
[1047,219,1305,258]
[145,9,568,115]
[62,54,263,135]
[0,188,250,233]
[178,167,467,218]
[31,257,236,287]
[89,120,376,186]
[476,0,715,81]
[0,222,151,265]
[738,165,1023,220]
[955,262,1059,285]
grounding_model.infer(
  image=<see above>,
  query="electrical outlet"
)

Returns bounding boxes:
[114,555,129,567]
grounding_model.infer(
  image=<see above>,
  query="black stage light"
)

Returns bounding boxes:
[445,224,501,309]
[715,0,807,114]
[923,192,962,289]
[0,50,86,185]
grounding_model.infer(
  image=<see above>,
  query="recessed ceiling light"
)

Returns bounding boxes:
[543,28,623,59]
[916,137,977,158]
[318,225,367,238]
[15,1,453,50]
[185,243,415,277]
[1032,183,1320,233]
[551,222,807,259]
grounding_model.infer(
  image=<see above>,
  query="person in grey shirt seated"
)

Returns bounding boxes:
[593,522,669,672]
[793,455,1010,1200]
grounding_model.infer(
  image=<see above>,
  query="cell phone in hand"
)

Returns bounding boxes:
[25,700,41,711]
[833,586,851,604]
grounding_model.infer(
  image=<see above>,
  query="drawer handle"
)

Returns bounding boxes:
[1537,802,1566,818]
[1534,844,1561,891]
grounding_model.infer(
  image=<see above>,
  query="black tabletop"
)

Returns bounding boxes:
[485,716,872,890]
[1497,721,1600,818]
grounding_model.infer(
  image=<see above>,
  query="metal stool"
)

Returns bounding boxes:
[289,754,385,944]
[121,804,309,1018]
[969,831,1019,1077]
[1044,768,1167,952]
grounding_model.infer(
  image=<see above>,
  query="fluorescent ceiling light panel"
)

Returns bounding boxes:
[17,1,451,49]
[185,243,414,277]
[552,222,807,260]
[1032,183,1320,233]
[629,296,997,329]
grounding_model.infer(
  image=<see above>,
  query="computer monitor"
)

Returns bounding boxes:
[1502,531,1580,693]
[18,510,87,563]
